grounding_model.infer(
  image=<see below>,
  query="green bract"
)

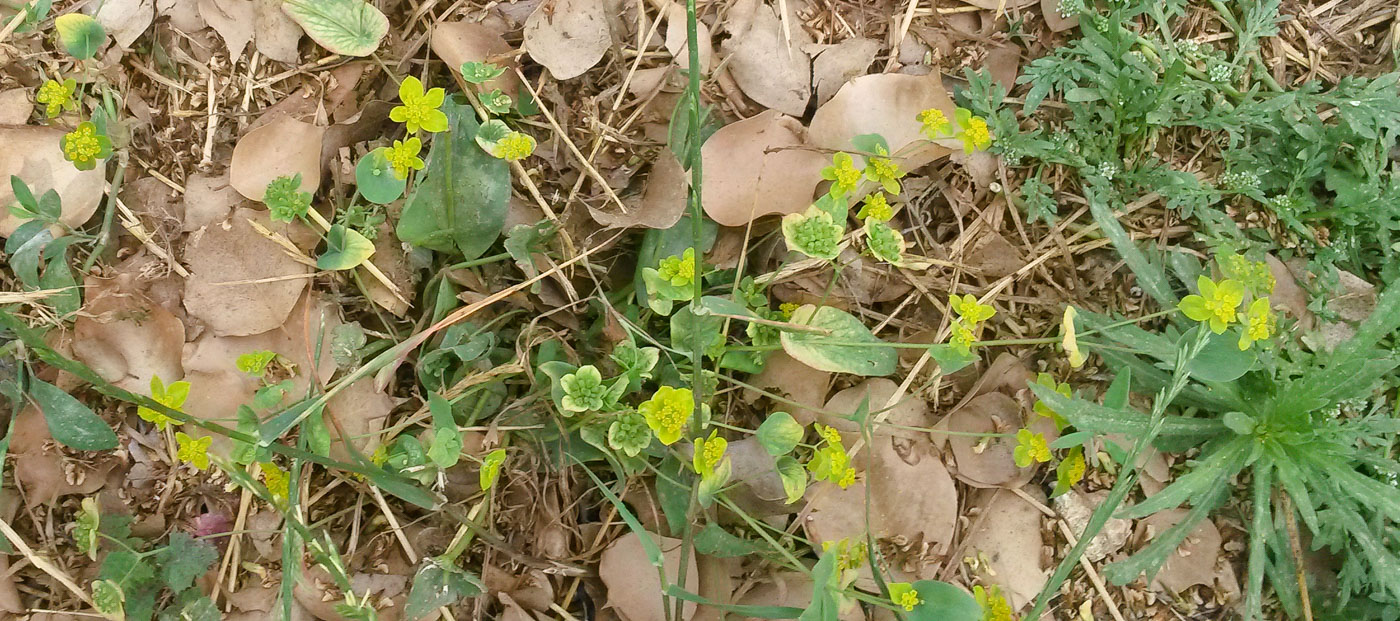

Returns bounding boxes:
[863,219,905,265]
[559,365,623,413]
[461,61,506,84]
[263,174,312,222]
[607,411,652,457]
[356,148,407,204]
[781,205,844,261]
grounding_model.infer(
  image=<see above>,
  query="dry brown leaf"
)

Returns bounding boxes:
[965,230,1023,278]
[0,89,31,125]
[1267,255,1313,332]
[811,38,880,105]
[324,377,394,462]
[72,284,185,394]
[720,0,811,115]
[985,44,1023,91]
[957,0,1036,9]
[253,0,304,63]
[698,110,826,226]
[523,0,612,81]
[90,0,154,48]
[963,489,1048,609]
[600,532,699,621]
[182,207,311,336]
[229,115,325,200]
[808,73,954,170]
[735,572,864,621]
[1053,489,1130,562]
[0,126,107,237]
[1136,510,1239,598]
[821,378,928,438]
[720,437,793,516]
[664,3,713,72]
[0,557,22,614]
[182,172,244,232]
[364,224,413,316]
[198,0,256,59]
[588,150,688,229]
[158,0,207,33]
[944,392,1034,488]
[10,406,118,507]
[1041,0,1080,32]
[744,351,831,426]
[1313,269,1376,352]
[432,21,522,96]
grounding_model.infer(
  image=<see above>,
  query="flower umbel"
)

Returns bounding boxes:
[864,147,905,195]
[864,220,905,266]
[261,462,290,499]
[138,375,189,430]
[36,78,77,118]
[1220,253,1276,296]
[856,192,893,222]
[61,121,111,171]
[958,110,993,154]
[917,108,952,139]
[692,430,728,478]
[657,248,697,287]
[950,293,996,324]
[808,424,856,488]
[1238,297,1276,350]
[492,132,536,161]
[385,138,424,180]
[639,386,693,445]
[389,76,448,134]
[175,432,212,471]
[782,205,844,261]
[1179,275,1245,333]
[974,585,1014,621]
[821,152,863,197]
[1013,428,1051,468]
[560,365,610,413]
[949,317,976,354]
[608,411,652,457]
[888,583,922,612]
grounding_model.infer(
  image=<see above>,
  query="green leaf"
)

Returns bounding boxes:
[928,343,976,374]
[426,392,462,469]
[54,13,105,59]
[780,305,896,376]
[317,225,376,270]
[693,522,765,557]
[91,579,124,619]
[157,532,218,593]
[397,98,510,260]
[460,61,506,84]
[775,456,806,504]
[904,580,981,621]
[281,0,388,57]
[1027,381,1223,451]
[755,412,803,456]
[1222,411,1255,435]
[28,378,117,450]
[1183,329,1255,382]
[355,148,406,204]
[404,558,483,619]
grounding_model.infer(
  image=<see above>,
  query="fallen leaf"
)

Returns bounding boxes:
[588,150,688,229]
[363,224,414,316]
[664,2,713,72]
[1135,510,1238,598]
[720,0,811,115]
[1041,0,1079,32]
[957,0,1036,9]
[523,0,612,80]
[182,207,312,336]
[0,126,107,237]
[432,21,521,96]
[72,283,185,394]
[1053,489,1131,562]
[10,406,118,507]
[744,351,832,426]
[182,172,244,232]
[821,378,928,438]
[158,0,206,33]
[698,110,826,226]
[600,532,699,621]
[229,114,325,200]
[943,392,1034,488]
[965,230,1022,278]
[734,572,864,621]
[808,72,954,170]
[89,0,154,48]
[963,489,1048,609]
[1267,255,1312,331]
[198,0,256,58]
[324,377,394,462]
[0,89,29,124]
[811,38,880,105]
[253,0,303,63]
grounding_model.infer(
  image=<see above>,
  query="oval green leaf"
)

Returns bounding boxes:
[355,148,406,204]
[29,378,118,450]
[282,0,388,57]
[54,13,106,60]
[775,455,806,504]
[905,580,981,621]
[317,225,375,270]
[780,305,896,376]
[755,412,803,456]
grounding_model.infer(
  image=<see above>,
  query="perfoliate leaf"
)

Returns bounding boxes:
[281,0,388,56]
[355,148,406,204]
[54,13,105,59]
[775,456,806,504]
[780,305,896,376]
[317,225,376,271]
[755,412,803,456]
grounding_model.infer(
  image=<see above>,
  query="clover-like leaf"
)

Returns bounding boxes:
[282,0,389,57]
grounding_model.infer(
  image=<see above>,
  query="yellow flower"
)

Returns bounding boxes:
[856,192,893,222]
[175,432,212,471]
[1178,275,1244,334]
[1238,297,1276,350]
[138,375,189,430]
[385,138,424,180]
[917,108,952,139]
[493,131,536,161]
[960,115,993,153]
[950,294,996,324]
[822,538,868,572]
[974,585,1014,621]
[809,424,856,488]
[1013,428,1050,468]
[864,147,905,195]
[1061,305,1085,367]
[949,317,976,353]
[480,448,507,490]
[888,583,922,611]
[36,78,77,118]
[60,121,111,171]
[389,76,448,134]
[261,462,290,499]
[657,248,697,287]
[778,302,799,319]
[1220,253,1276,296]
[692,430,727,478]
[821,152,863,197]
[639,386,693,445]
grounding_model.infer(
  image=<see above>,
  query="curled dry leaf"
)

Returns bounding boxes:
[720,0,811,115]
[198,0,256,58]
[89,0,154,48]
[805,426,958,568]
[523,0,612,81]
[432,21,522,96]
[808,72,954,170]
[811,38,880,105]
[182,207,312,336]
[0,126,107,237]
[1136,510,1239,598]
[664,3,712,72]
[962,489,1048,609]
[943,392,1034,488]
[1266,255,1313,332]
[600,532,699,621]
[588,150,688,229]
[698,110,826,226]
[72,284,185,394]
[229,114,325,201]
[744,351,831,426]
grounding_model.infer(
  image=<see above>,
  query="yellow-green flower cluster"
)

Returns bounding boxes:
[808,424,856,488]
[1013,428,1051,468]
[888,583,922,612]
[692,430,727,478]
[493,131,537,161]
[639,386,693,445]
[974,585,1014,621]
[61,121,111,171]
[856,192,893,222]
[176,432,212,471]
[657,248,697,287]
[822,152,863,198]
[1179,275,1244,334]
[138,375,189,430]
[1179,255,1277,349]
[914,106,993,153]
[390,76,449,134]
[917,108,951,140]
[36,78,77,118]
[822,537,868,573]
[864,146,905,195]
[1220,253,1275,296]
[947,294,996,354]
[261,462,290,499]
[385,138,424,180]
